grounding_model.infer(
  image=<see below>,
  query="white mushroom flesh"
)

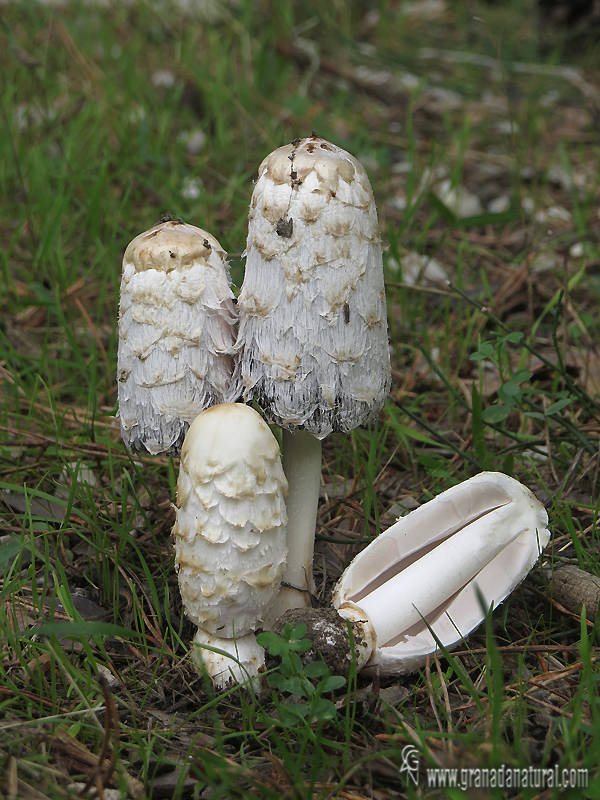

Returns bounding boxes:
[117,220,238,455]
[173,403,288,638]
[333,472,550,675]
[236,136,391,438]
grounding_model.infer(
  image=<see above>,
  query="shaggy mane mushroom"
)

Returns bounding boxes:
[117,217,238,456]
[236,135,391,619]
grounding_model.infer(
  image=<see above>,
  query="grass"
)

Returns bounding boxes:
[2,0,600,796]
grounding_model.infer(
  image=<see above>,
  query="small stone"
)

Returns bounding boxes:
[181,176,202,199]
[151,69,176,88]
[487,195,510,214]
[399,252,448,286]
[569,242,584,258]
[436,179,482,217]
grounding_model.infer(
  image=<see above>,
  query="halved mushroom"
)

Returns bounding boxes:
[332,472,550,674]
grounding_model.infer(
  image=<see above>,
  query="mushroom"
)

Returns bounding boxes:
[172,403,288,689]
[117,216,238,456]
[274,473,550,676]
[236,136,391,617]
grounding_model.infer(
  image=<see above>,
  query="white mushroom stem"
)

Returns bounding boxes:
[192,629,265,692]
[267,429,322,618]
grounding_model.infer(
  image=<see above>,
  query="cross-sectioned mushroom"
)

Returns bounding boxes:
[273,473,550,676]
[332,472,550,674]
[117,217,238,456]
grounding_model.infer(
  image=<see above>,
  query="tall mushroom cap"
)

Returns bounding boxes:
[236,135,391,439]
[117,218,238,456]
[173,403,288,637]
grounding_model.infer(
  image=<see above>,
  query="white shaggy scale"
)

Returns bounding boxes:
[236,136,391,439]
[117,220,238,455]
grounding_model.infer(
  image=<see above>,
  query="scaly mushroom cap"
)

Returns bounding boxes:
[173,403,288,637]
[236,136,391,439]
[117,219,238,456]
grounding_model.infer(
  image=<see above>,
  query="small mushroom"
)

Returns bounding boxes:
[172,403,288,689]
[117,217,238,456]
[236,136,391,617]
[276,473,550,676]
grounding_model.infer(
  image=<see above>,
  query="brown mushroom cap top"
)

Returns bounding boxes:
[124,220,225,274]
[259,136,372,198]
